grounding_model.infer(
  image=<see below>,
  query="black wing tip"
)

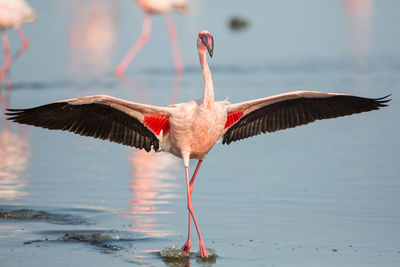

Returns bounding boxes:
[4,109,21,120]
[373,94,392,108]
[347,94,392,108]
[374,93,392,100]
[6,108,25,112]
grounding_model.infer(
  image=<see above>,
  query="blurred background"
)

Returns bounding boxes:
[0,0,399,266]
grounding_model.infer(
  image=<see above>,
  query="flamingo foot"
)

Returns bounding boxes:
[181,240,191,256]
[198,240,208,258]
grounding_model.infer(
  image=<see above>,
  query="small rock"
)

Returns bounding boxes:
[160,247,188,259]
[195,248,217,259]
[229,17,249,31]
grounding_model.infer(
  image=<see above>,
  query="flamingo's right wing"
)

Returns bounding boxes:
[6,95,174,152]
[222,91,390,145]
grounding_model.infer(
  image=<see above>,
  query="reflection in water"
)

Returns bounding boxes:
[67,0,118,76]
[129,152,178,214]
[119,75,182,238]
[0,224,24,239]
[344,0,373,68]
[0,96,30,202]
[125,150,180,237]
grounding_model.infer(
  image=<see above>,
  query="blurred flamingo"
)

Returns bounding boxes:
[0,0,36,86]
[6,31,390,258]
[115,0,187,77]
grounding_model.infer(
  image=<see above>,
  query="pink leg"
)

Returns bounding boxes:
[115,13,152,77]
[0,30,12,85]
[164,14,184,75]
[12,28,30,62]
[181,160,203,255]
[182,162,207,258]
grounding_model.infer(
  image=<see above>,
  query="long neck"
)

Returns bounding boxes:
[198,49,214,106]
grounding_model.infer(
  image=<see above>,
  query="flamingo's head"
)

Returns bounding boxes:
[197,30,214,57]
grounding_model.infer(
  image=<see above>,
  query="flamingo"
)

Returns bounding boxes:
[6,31,390,258]
[115,0,187,77]
[0,0,36,86]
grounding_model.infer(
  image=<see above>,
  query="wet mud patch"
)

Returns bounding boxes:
[0,208,91,225]
[25,230,145,254]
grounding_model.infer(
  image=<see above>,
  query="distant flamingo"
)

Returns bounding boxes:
[0,0,36,86]
[6,31,390,258]
[115,0,186,77]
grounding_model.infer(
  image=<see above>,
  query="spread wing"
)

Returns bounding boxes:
[6,95,174,152]
[222,91,391,145]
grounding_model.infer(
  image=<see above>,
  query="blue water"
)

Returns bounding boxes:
[1,0,399,266]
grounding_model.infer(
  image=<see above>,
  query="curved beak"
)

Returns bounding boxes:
[201,34,214,57]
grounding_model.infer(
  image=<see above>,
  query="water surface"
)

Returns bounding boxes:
[1,0,399,266]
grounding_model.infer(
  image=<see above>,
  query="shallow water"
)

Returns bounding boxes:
[1,0,400,266]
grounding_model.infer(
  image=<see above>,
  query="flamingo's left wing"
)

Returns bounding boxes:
[222,91,390,145]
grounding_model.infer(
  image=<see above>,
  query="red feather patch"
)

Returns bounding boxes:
[224,111,243,129]
[143,115,170,137]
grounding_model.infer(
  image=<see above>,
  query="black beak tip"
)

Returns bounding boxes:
[201,34,214,58]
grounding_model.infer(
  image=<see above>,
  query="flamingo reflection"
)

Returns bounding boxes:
[0,95,30,202]
[126,150,180,237]
[120,75,182,238]
[67,0,118,76]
